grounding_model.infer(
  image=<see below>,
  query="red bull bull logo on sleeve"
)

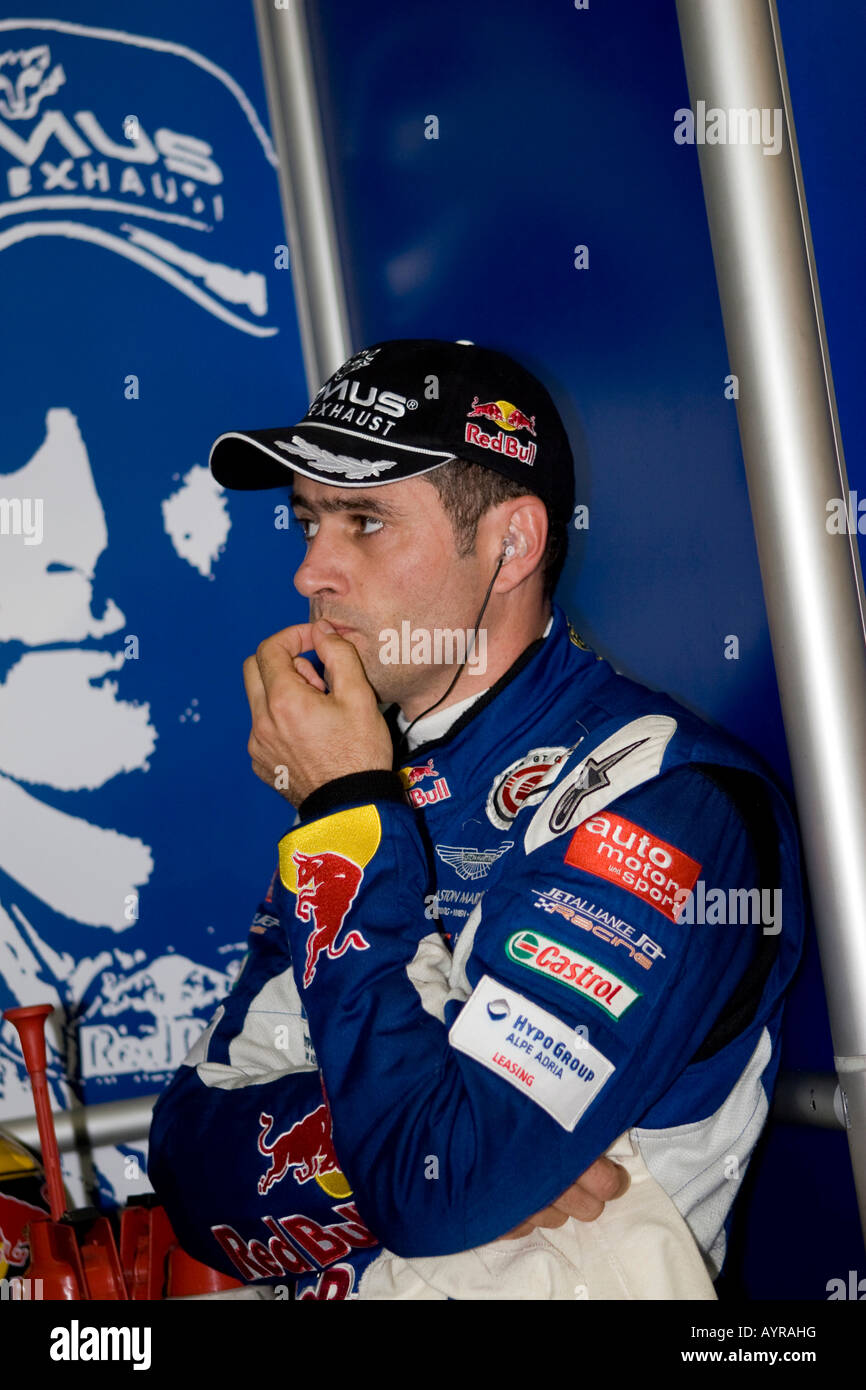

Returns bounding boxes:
[257,1103,344,1195]
[278,806,383,987]
[293,850,369,987]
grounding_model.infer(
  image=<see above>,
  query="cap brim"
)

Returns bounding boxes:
[210,424,456,491]
[209,431,300,490]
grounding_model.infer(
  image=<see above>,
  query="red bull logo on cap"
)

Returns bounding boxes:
[465,397,537,465]
[467,398,536,434]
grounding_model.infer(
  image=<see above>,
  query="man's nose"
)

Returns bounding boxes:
[293,530,348,599]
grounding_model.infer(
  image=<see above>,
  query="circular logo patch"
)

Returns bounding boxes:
[486,746,571,830]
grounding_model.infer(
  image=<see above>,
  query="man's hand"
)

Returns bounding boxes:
[243,619,393,806]
[497,1157,630,1239]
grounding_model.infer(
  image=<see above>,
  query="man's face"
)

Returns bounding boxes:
[0,407,155,792]
[291,475,491,707]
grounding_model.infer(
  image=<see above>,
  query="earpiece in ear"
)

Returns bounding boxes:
[501,531,525,561]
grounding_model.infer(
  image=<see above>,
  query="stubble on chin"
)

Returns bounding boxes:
[310,614,437,708]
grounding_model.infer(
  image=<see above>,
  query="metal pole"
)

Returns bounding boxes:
[772,1072,846,1131]
[3,1094,161,1155]
[252,0,353,392]
[2,1067,845,1160]
[675,0,866,1244]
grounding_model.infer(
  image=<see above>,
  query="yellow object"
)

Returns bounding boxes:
[315,1169,353,1200]
[279,805,382,894]
[0,1128,47,1279]
[0,1131,41,1180]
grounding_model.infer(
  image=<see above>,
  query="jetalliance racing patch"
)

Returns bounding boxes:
[505,931,641,1019]
[448,976,614,1131]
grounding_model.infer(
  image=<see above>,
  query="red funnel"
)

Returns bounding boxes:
[3,1004,67,1221]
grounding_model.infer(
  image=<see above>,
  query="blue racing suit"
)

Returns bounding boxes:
[148,606,804,1299]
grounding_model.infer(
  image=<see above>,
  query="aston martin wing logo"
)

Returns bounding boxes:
[435,842,514,881]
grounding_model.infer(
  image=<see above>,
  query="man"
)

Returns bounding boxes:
[148,339,803,1299]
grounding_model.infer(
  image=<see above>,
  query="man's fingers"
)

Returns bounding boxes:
[497,1160,631,1240]
[242,653,268,719]
[497,1219,536,1241]
[547,1160,630,1224]
[520,1203,571,1229]
[310,620,374,698]
[548,1185,605,1224]
[293,656,328,692]
[571,1157,630,1204]
[254,623,317,690]
[497,1201,572,1239]
[252,620,370,704]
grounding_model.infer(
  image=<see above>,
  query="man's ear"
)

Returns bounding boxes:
[489,497,548,591]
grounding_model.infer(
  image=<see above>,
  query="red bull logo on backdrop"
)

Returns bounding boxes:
[465,397,537,465]
[0,11,302,1218]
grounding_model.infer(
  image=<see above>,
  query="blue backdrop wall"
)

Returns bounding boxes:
[0,0,862,1299]
[304,0,865,1300]
[0,5,308,1219]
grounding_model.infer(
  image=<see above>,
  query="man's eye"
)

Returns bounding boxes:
[357,515,383,535]
[298,517,319,540]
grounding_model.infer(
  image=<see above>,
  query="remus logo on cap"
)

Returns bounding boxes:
[209,338,575,522]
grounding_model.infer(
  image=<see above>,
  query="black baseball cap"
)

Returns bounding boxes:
[209,338,575,522]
